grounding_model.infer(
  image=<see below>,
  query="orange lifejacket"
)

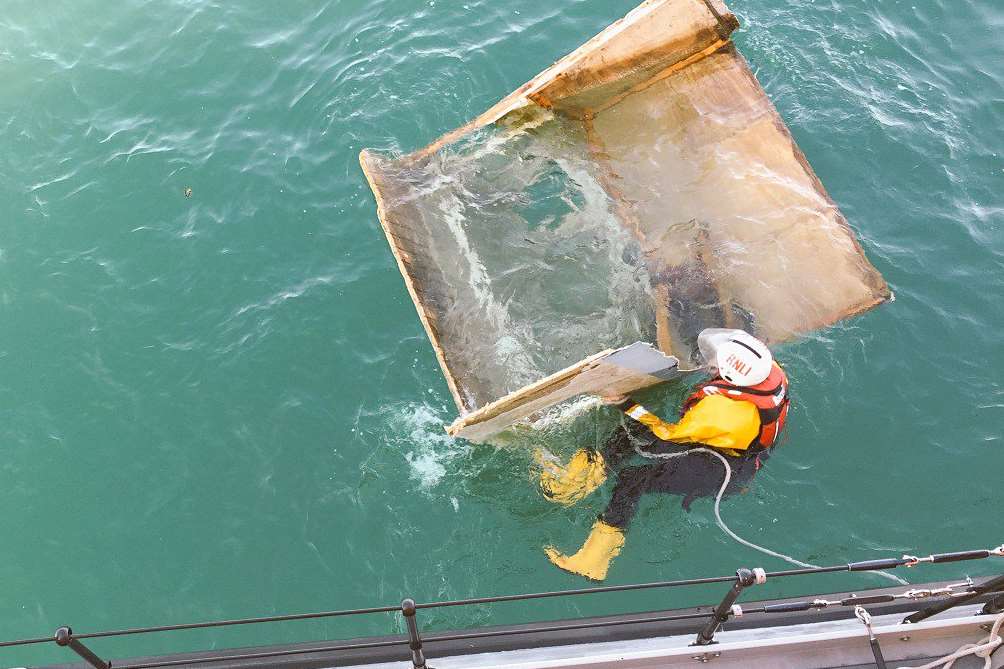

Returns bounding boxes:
[682,363,790,451]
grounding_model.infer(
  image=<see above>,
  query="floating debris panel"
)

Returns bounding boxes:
[360,0,890,442]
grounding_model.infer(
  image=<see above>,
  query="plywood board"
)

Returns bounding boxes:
[360,0,890,442]
[585,44,890,361]
[447,343,679,442]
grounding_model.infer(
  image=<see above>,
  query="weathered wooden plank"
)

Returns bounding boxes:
[359,150,468,412]
[447,343,679,442]
[359,0,890,442]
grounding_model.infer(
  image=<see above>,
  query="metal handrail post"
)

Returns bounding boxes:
[693,568,764,646]
[55,627,110,669]
[401,599,429,669]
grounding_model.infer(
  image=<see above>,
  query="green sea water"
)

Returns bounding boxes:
[1,0,1002,665]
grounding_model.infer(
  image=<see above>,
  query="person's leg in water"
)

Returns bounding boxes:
[538,418,648,505]
[546,444,760,580]
[539,422,655,579]
[606,445,759,519]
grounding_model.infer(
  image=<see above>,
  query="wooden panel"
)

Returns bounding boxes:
[588,46,889,362]
[447,343,679,442]
[529,0,734,116]
[359,150,468,412]
[408,0,735,160]
[359,0,890,440]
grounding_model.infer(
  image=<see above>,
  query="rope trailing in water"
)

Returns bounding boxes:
[634,445,910,585]
[895,610,1003,669]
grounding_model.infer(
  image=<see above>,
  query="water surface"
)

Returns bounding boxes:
[1,0,1002,664]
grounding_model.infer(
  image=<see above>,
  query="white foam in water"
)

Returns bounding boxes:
[436,180,540,384]
[404,450,447,489]
[396,403,460,489]
[413,117,656,406]
[531,394,602,430]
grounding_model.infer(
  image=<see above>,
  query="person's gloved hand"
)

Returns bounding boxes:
[598,394,629,405]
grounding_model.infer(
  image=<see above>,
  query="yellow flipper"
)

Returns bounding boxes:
[544,521,626,581]
[537,449,607,506]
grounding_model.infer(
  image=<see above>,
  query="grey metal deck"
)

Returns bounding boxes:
[336,605,999,669]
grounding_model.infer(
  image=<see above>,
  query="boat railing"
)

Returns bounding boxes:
[2,543,1002,669]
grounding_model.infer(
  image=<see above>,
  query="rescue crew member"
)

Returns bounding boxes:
[539,328,790,581]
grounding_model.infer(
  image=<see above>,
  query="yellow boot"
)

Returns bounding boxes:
[544,521,626,581]
[537,449,607,506]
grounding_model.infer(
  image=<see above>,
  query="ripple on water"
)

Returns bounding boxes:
[0,0,1002,660]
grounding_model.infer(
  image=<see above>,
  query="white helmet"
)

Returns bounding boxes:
[696,329,773,387]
